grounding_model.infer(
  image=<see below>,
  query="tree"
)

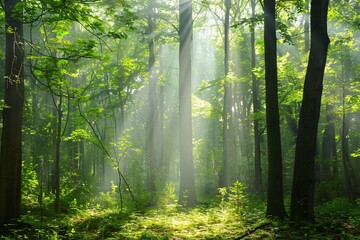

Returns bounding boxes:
[341,51,360,200]
[178,0,196,207]
[250,0,262,195]
[264,0,286,219]
[0,0,24,225]
[220,0,231,188]
[146,0,158,203]
[290,0,330,222]
[52,92,63,212]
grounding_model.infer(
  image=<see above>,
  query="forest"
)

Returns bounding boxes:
[0,0,360,239]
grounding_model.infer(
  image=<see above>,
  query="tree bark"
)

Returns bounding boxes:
[342,112,360,200]
[220,0,231,188]
[179,0,196,207]
[0,0,24,225]
[304,0,310,53]
[250,0,262,195]
[341,56,360,200]
[290,0,330,222]
[264,0,286,219]
[54,94,62,212]
[146,0,157,203]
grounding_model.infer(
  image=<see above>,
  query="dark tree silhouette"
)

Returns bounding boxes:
[291,0,330,222]
[0,0,24,225]
[264,0,286,219]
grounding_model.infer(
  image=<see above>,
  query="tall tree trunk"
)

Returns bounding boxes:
[264,0,286,219]
[290,0,330,222]
[146,0,157,203]
[101,117,107,186]
[250,0,262,195]
[158,84,165,184]
[220,0,231,188]
[341,57,360,200]
[304,0,310,53]
[342,111,360,200]
[0,0,24,225]
[54,94,62,212]
[179,0,196,207]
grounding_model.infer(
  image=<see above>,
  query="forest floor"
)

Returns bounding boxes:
[1,197,360,239]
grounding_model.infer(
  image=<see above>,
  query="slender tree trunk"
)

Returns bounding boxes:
[220,0,231,188]
[92,144,96,177]
[0,0,24,225]
[158,85,165,183]
[80,140,85,175]
[290,0,330,222]
[342,111,360,200]
[179,0,196,207]
[101,119,107,185]
[264,0,286,219]
[304,0,310,53]
[250,0,262,195]
[54,94,62,212]
[341,57,360,200]
[146,0,157,203]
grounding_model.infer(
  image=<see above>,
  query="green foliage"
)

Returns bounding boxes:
[218,181,247,215]
[192,95,212,118]
[315,178,345,204]
[21,161,39,207]
[2,200,359,239]
[93,182,120,209]
[316,197,360,217]
[16,198,346,238]
[60,171,93,211]
[228,181,247,212]
[9,1,360,239]
[157,182,178,212]
[313,198,360,239]
[63,129,90,142]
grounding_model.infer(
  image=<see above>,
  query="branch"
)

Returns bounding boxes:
[76,97,137,207]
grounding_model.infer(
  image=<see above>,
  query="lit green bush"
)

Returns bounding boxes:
[157,182,178,212]
[21,161,40,207]
[218,181,247,215]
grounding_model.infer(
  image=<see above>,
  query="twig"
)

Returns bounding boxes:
[76,99,137,208]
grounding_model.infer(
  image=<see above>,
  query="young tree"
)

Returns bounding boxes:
[179,0,196,207]
[264,0,286,219]
[290,0,330,222]
[0,0,24,225]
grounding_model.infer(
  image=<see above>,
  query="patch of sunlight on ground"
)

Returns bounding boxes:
[118,208,248,239]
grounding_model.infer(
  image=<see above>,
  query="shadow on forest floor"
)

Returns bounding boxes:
[1,199,360,239]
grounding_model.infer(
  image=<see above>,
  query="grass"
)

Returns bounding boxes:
[0,195,359,239]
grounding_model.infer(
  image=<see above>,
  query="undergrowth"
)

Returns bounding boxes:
[1,183,359,239]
